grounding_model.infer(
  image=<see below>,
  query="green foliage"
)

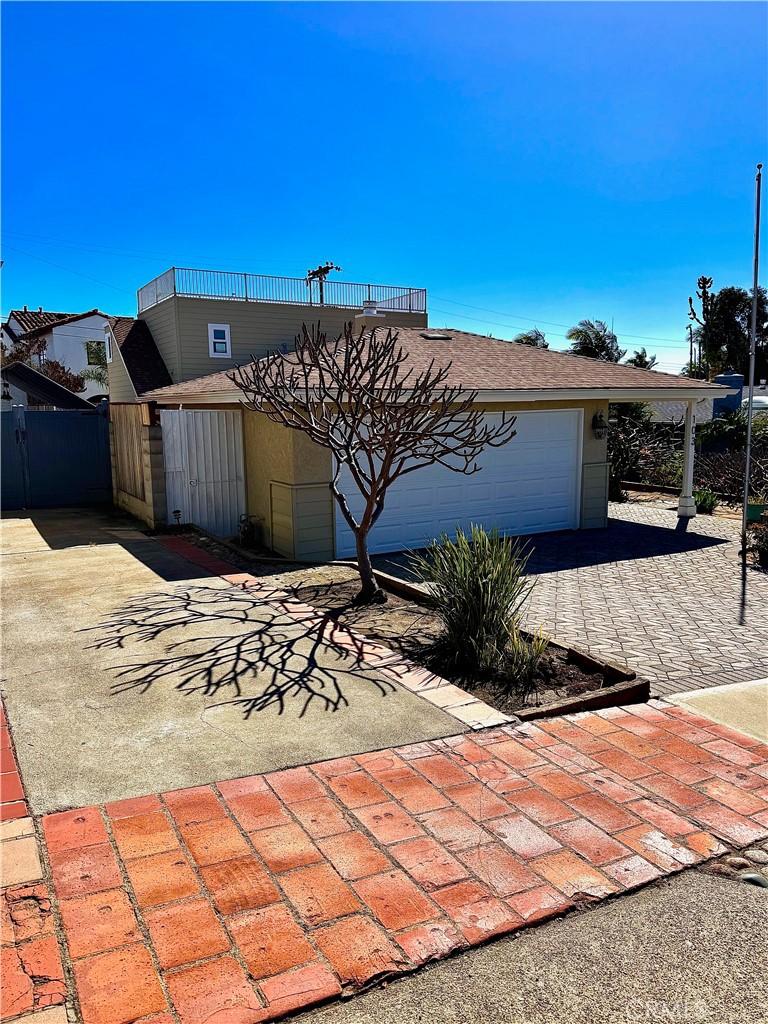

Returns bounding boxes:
[513,327,549,349]
[625,347,658,370]
[566,320,626,362]
[410,525,538,681]
[698,410,768,452]
[748,523,768,567]
[82,340,108,389]
[688,276,768,378]
[607,410,678,497]
[506,628,550,701]
[693,488,719,514]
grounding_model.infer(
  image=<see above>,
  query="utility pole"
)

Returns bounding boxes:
[687,324,694,376]
[741,162,763,560]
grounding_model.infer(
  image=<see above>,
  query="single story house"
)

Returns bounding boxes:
[134,323,730,560]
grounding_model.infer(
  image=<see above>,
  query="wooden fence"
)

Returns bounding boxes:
[111,403,145,500]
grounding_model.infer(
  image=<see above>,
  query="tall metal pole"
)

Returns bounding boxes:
[741,162,763,559]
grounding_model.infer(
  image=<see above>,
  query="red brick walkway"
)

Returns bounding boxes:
[1,704,67,1020]
[40,703,768,1024]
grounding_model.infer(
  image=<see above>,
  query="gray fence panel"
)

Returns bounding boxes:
[1,408,112,510]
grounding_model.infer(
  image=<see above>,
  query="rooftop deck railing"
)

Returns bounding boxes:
[137,268,427,315]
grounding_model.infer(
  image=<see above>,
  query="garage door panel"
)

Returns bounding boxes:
[335,410,581,557]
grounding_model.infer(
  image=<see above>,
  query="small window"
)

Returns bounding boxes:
[208,323,231,358]
[85,339,106,366]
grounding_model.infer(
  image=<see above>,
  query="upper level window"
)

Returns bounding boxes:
[85,339,106,366]
[208,323,231,358]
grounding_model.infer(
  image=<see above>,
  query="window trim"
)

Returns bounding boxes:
[208,323,231,358]
[85,338,107,367]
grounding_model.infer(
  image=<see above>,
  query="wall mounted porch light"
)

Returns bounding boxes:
[591,411,609,440]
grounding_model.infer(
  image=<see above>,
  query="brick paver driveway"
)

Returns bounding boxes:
[522,502,768,696]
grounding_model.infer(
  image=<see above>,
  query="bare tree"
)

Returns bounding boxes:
[231,323,517,603]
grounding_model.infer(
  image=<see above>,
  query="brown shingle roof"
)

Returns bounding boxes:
[142,326,726,402]
[109,317,172,396]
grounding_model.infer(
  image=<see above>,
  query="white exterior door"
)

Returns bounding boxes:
[161,409,246,538]
[334,410,582,557]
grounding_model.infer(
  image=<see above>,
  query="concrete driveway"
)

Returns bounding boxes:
[376,501,768,697]
[0,509,459,814]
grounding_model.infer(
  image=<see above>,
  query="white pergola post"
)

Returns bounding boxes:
[678,399,697,519]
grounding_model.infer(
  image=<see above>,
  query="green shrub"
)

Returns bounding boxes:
[506,627,550,700]
[748,523,768,567]
[410,525,535,679]
[693,487,719,514]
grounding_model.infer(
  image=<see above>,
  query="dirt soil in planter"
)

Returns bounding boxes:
[171,531,607,714]
[289,577,606,716]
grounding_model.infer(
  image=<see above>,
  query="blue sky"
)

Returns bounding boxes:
[2,1,766,372]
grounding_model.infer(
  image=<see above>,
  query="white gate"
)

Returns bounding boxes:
[160,409,246,538]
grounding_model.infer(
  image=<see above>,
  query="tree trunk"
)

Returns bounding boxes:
[354,528,386,604]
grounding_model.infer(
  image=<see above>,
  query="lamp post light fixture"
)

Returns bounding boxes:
[592,411,609,440]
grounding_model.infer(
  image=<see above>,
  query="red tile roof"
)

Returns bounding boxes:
[142,326,726,401]
[10,309,109,339]
[5,309,76,337]
[109,317,172,396]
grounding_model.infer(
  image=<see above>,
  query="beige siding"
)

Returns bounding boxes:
[107,348,138,402]
[267,482,334,561]
[141,299,181,381]
[171,297,426,382]
[292,485,334,560]
[581,462,610,528]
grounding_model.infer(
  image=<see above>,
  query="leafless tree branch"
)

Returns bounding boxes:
[230,322,516,602]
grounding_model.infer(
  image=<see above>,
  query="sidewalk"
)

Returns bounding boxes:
[8,699,767,1023]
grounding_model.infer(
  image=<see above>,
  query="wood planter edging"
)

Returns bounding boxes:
[371,566,647,719]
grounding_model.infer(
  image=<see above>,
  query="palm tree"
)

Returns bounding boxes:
[566,320,626,362]
[512,327,548,348]
[625,347,658,370]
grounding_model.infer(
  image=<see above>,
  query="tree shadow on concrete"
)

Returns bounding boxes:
[80,583,396,718]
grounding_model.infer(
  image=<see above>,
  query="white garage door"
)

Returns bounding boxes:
[334,410,582,557]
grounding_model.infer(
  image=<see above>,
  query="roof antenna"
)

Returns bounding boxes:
[306,262,341,306]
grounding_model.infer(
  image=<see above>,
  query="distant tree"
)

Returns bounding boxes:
[232,322,517,603]
[512,327,548,348]
[566,320,626,362]
[625,347,658,370]
[1,335,86,393]
[688,276,768,378]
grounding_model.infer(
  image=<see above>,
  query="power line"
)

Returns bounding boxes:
[429,305,692,349]
[0,230,313,274]
[431,294,691,346]
[1,244,128,294]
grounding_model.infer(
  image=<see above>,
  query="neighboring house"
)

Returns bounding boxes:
[1,307,112,404]
[134,319,731,557]
[105,317,172,401]
[1,362,95,411]
[108,267,428,399]
[649,397,714,425]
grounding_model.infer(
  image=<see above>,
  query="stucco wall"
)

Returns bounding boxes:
[242,410,333,559]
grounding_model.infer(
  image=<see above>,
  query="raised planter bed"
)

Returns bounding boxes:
[168,529,648,720]
[289,566,646,719]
